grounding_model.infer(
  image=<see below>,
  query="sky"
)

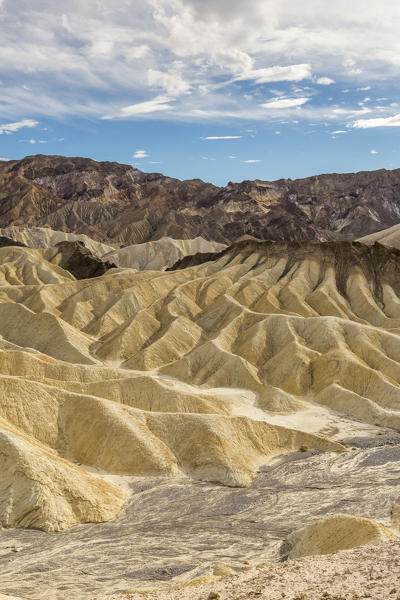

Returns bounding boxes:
[1,0,400,185]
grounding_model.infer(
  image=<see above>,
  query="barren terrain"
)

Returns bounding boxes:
[0,159,400,599]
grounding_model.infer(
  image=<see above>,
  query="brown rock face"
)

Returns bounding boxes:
[52,241,117,279]
[0,236,26,248]
[1,154,400,245]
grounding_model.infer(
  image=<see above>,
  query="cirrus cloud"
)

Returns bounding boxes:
[102,96,175,119]
[259,97,310,109]
[0,119,38,135]
[236,64,312,84]
[0,0,400,128]
[201,135,243,140]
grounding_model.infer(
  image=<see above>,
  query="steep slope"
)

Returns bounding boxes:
[1,155,400,245]
[0,239,400,534]
[359,222,400,250]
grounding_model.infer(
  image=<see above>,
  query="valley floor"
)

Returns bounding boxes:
[1,437,399,600]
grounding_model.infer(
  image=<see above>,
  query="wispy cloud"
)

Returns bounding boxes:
[370,149,378,154]
[259,97,310,109]
[1,0,400,128]
[236,64,312,84]
[102,97,174,120]
[202,136,243,140]
[243,159,261,163]
[0,119,38,135]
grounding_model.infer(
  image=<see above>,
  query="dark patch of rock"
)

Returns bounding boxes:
[0,236,26,248]
[54,240,117,279]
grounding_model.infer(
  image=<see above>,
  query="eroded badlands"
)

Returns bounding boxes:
[0,236,400,598]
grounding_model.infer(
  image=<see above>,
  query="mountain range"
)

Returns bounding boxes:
[2,155,400,246]
[1,155,400,600]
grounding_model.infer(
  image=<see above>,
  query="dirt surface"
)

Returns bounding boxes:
[1,443,399,600]
[100,540,400,600]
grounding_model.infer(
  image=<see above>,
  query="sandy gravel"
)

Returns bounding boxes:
[96,540,400,600]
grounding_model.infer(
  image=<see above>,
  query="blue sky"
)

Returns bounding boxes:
[1,0,400,185]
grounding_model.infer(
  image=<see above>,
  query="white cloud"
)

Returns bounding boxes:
[228,155,236,159]
[1,0,400,125]
[370,149,378,154]
[358,85,371,91]
[0,119,38,135]
[343,58,362,75]
[332,107,371,116]
[236,64,312,84]
[84,39,114,58]
[123,45,149,61]
[352,113,400,128]
[148,68,191,95]
[316,77,335,85]
[259,97,310,109]
[103,97,174,119]
[133,149,149,158]
[243,159,261,163]
[202,135,243,140]
[0,157,11,161]
[330,130,347,134]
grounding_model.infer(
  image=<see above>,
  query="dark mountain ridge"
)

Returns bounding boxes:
[1,154,400,245]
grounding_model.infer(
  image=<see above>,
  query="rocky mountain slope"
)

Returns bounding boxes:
[1,155,400,245]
